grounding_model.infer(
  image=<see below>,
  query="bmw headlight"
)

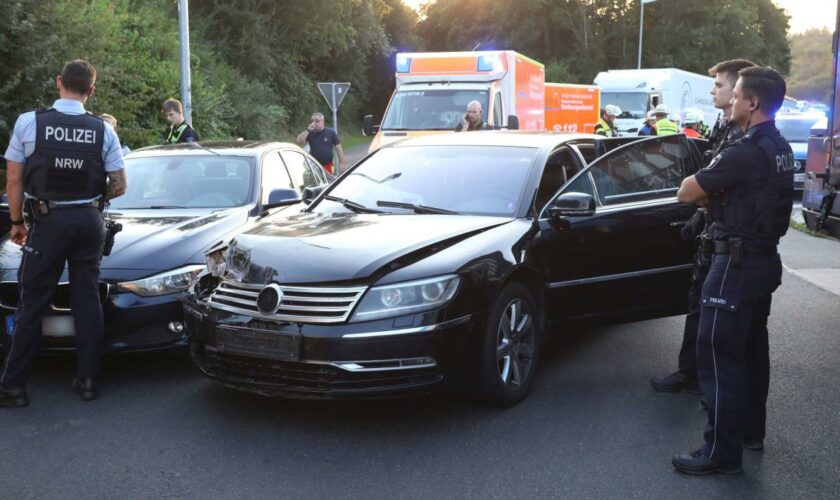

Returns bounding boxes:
[119,265,206,297]
[351,275,461,322]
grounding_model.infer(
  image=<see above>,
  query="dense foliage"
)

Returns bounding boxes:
[787,28,834,104]
[0,0,797,151]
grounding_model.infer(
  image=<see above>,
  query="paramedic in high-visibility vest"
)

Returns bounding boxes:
[162,98,199,144]
[594,104,621,137]
[654,104,678,135]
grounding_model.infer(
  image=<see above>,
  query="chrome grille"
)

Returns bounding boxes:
[208,280,367,324]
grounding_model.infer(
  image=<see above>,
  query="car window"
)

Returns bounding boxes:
[318,145,538,217]
[306,156,327,184]
[281,151,319,192]
[110,155,253,209]
[261,152,294,203]
[575,135,691,206]
[534,148,581,209]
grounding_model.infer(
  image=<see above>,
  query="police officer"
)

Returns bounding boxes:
[0,60,127,408]
[594,105,621,137]
[650,59,756,396]
[672,66,794,475]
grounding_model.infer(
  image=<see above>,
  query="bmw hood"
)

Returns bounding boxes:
[222,211,513,284]
[0,208,249,279]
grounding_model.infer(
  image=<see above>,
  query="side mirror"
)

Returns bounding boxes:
[547,192,596,218]
[362,115,380,136]
[507,115,520,130]
[265,188,302,209]
[302,185,324,203]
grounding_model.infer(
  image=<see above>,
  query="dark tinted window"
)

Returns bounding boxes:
[319,145,537,216]
[587,136,690,206]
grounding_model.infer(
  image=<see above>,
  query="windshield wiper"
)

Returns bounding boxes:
[148,205,188,209]
[376,200,459,215]
[324,195,384,214]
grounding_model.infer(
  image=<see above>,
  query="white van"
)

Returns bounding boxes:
[594,68,717,136]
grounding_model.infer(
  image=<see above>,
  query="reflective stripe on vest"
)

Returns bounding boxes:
[167,123,188,143]
[595,118,615,137]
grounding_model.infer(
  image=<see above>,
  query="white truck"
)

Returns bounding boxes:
[594,68,717,136]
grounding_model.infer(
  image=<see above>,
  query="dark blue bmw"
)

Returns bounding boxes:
[0,141,331,352]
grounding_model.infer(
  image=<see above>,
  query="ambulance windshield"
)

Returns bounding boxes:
[381,89,489,131]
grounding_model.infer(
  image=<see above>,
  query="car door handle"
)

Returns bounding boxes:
[670,220,689,227]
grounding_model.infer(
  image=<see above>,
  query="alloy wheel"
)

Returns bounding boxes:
[495,298,535,388]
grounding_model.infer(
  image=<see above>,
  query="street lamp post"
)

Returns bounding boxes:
[638,0,657,70]
[177,0,193,124]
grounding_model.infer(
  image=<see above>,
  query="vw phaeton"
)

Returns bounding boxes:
[183,132,707,405]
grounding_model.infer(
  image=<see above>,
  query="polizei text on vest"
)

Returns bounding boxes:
[44,126,97,144]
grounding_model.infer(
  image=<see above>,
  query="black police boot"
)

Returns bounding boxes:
[672,449,743,475]
[0,384,29,408]
[650,371,702,394]
[71,377,98,402]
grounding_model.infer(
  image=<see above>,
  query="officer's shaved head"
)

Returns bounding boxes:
[737,66,786,115]
[60,60,96,95]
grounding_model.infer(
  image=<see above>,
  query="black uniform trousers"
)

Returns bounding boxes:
[677,250,709,378]
[0,206,105,388]
[696,252,781,468]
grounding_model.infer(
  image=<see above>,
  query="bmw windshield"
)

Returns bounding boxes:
[110,155,254,209]
[313,145,537,217]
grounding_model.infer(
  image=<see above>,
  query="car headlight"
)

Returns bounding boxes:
[119,265,206,297]
[350,274,460,322]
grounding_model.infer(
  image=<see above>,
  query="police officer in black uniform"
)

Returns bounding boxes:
[651,59,756,395]
[0,60,127,408]
[672,66,794,475]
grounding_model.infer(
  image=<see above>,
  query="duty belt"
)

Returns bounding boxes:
[43,200,100,210]
[713,240,776,256]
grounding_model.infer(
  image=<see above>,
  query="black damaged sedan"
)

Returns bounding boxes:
[0,141,330,352]
[184,132,706,405]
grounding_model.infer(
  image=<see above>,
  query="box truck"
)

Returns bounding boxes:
[545,83,600,134]
[593,68,716,136]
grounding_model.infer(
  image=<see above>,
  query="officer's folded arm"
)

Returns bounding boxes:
[677,175,708,205]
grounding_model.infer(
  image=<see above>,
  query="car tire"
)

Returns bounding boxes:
[477,281,542,406]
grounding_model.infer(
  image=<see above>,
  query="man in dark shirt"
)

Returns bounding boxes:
[162,98,198,144]
[454,101,491,132]
[296,112,345,174]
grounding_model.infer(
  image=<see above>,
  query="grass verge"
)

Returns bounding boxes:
[790,218,835,239]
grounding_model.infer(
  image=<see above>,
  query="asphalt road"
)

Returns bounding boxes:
[2,228,839,499]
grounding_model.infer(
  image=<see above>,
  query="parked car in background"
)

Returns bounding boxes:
[776,113,826,190]
[183,131,707,405]
[0,141,331,353]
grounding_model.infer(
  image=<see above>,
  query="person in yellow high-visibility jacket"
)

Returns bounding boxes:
[594,104,622,137]
[653,104,678,136]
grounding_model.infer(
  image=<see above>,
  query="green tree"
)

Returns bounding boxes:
[787,28,834,103]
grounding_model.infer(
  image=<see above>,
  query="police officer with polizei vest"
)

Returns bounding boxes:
[672,66,794,475]
[650,59,757,396]
[0,60,128,408]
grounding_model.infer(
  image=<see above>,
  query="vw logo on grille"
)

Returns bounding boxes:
[256,284,284,315]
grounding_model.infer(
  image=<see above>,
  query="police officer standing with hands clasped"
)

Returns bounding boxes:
[0,60,127,408]
[672,66,794,475]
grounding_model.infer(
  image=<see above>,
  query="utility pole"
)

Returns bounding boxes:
[178,0,193,124]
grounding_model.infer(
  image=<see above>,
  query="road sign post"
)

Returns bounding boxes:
[317,82,351,173]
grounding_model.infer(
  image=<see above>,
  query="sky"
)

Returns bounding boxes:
[401,0,837,34]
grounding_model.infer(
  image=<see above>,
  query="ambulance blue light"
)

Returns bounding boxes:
[477,55,496,72]
[396,55,412,73]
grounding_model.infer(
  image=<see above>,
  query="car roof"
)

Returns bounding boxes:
[386,130,602,150]
[129,141,300,158]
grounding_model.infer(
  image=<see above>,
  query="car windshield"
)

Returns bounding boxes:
[316,145,537,216]
[600,92,648,119]
[776,117,822,142]
[381,89,489,130]
[110,155,254,209]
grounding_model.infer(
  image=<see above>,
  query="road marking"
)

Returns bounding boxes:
[782,264,840,297]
